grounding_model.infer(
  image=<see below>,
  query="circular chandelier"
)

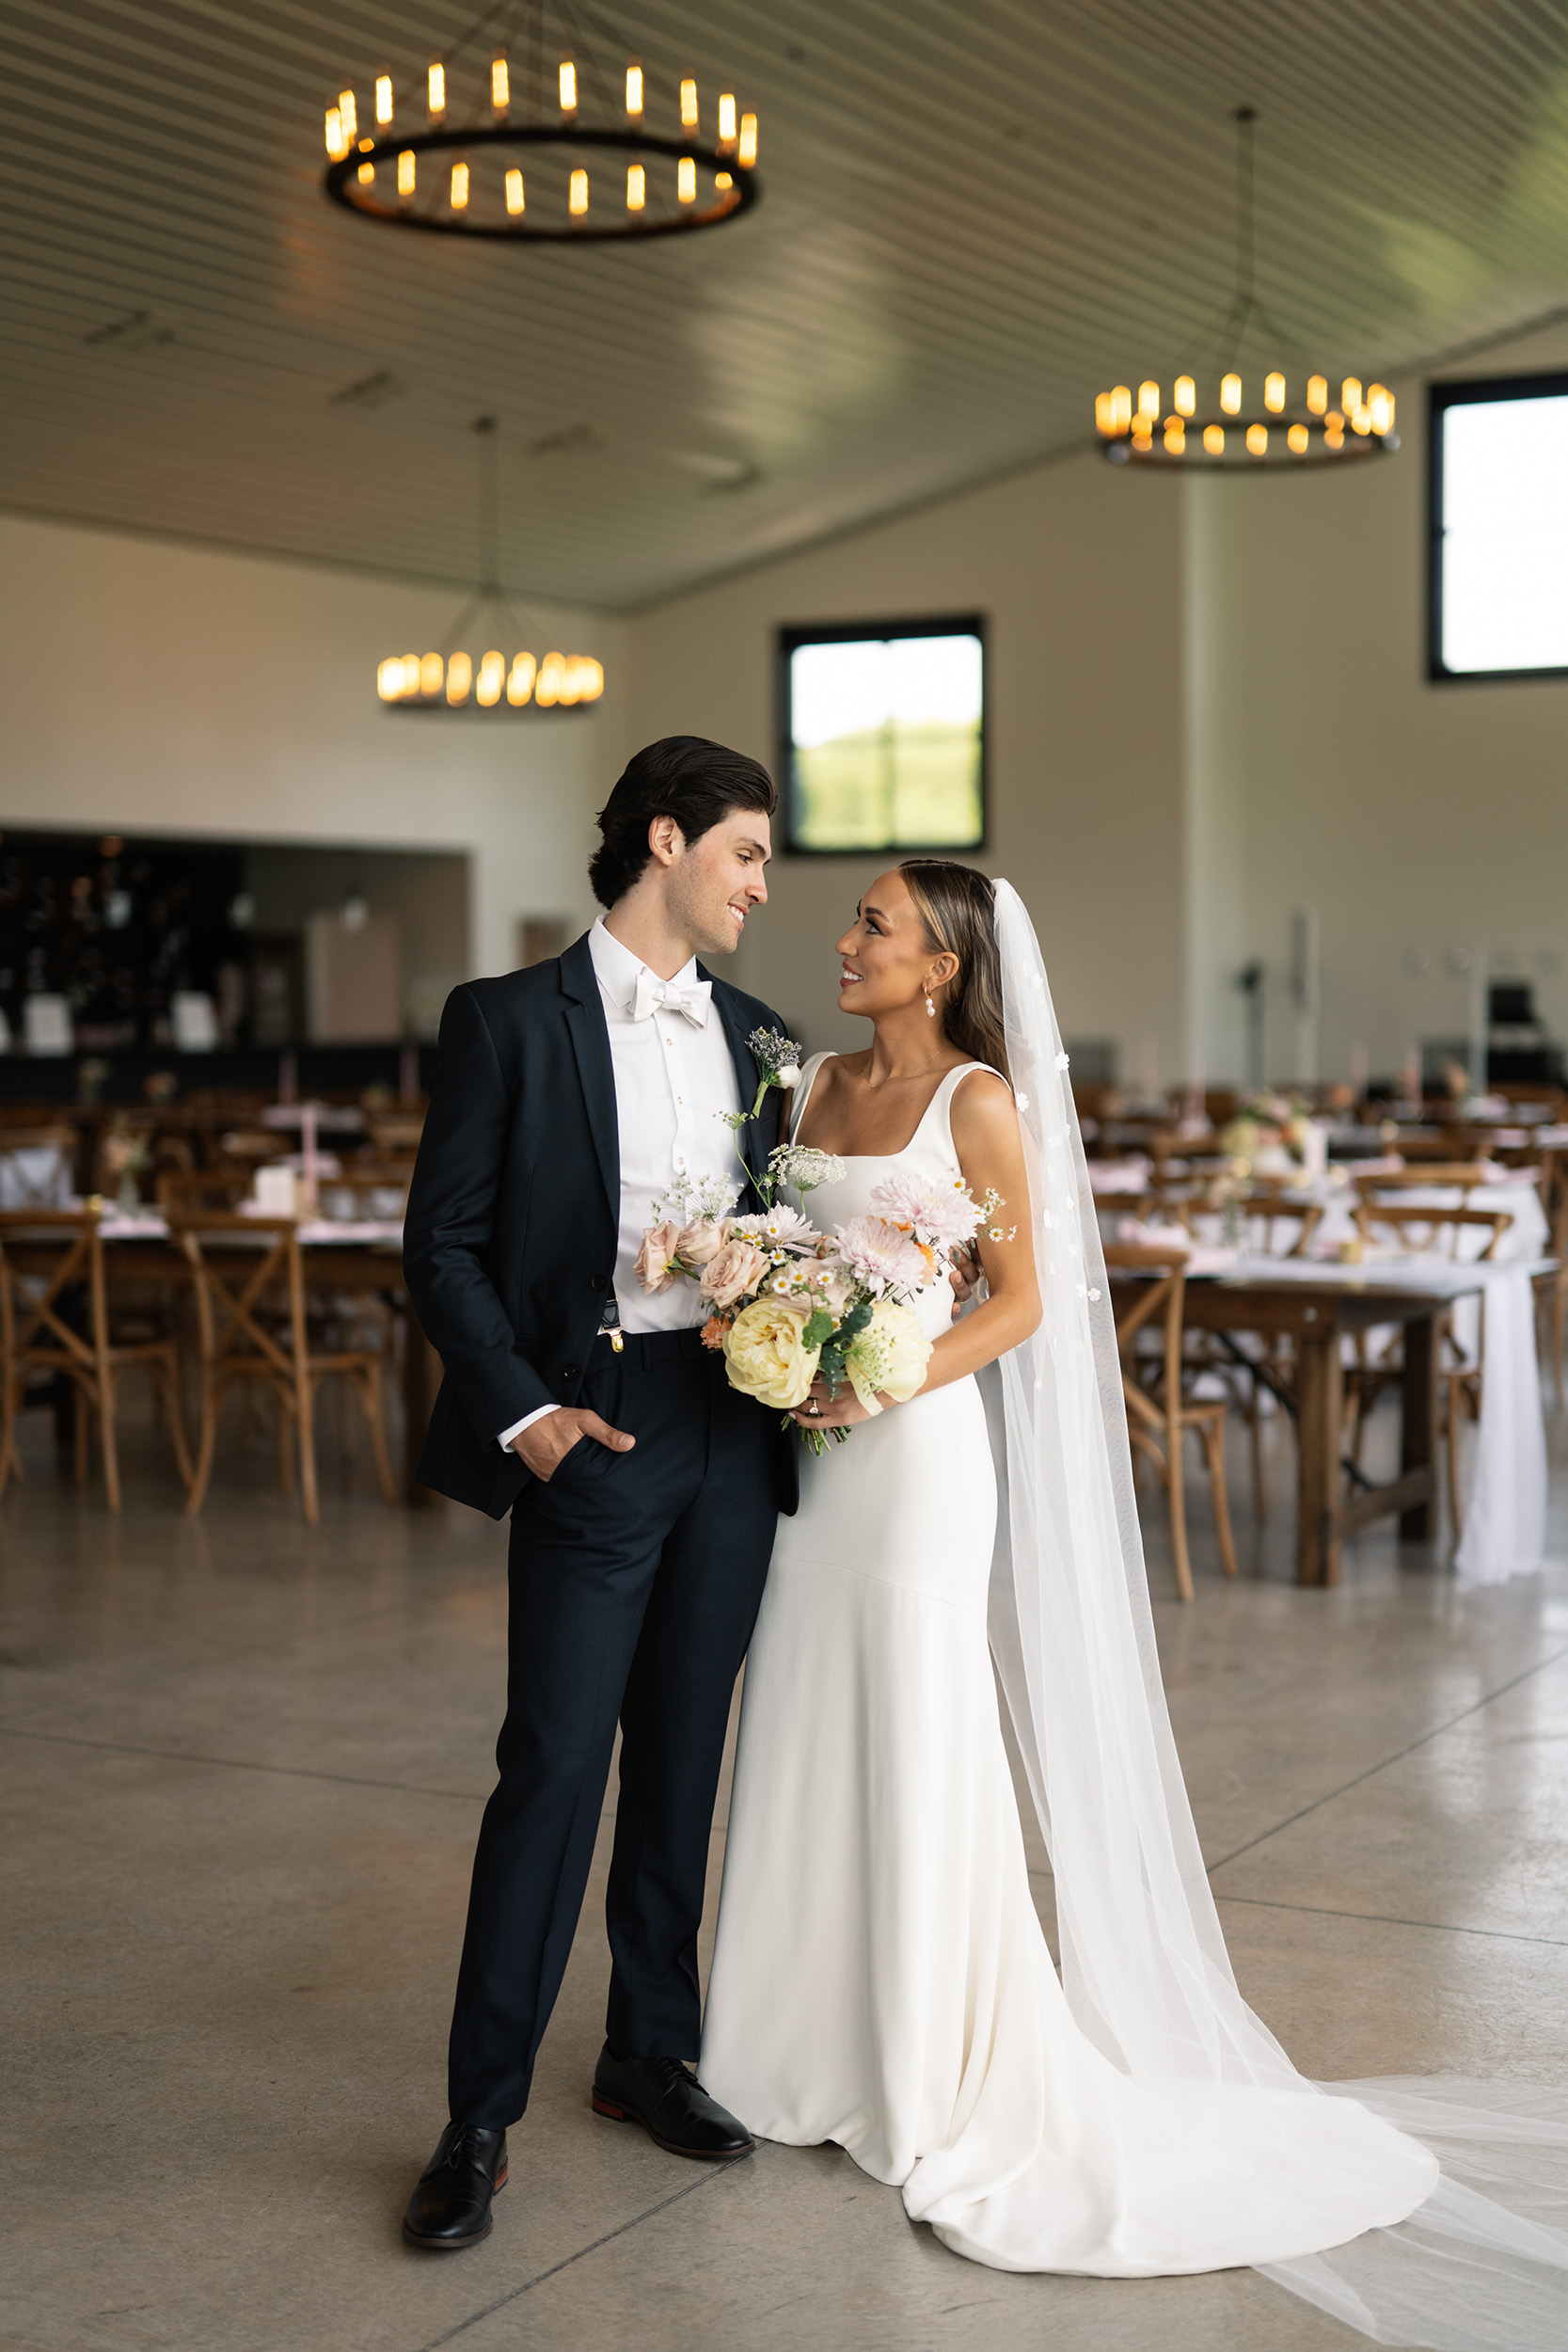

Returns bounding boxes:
[322,1,759,244]
[376,419,604,716]
[1094,109,1398,470]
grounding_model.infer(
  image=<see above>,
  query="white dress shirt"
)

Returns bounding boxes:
[499,916,743,1450]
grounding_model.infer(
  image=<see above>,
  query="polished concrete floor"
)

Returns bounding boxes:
[5,1382,1568,2352]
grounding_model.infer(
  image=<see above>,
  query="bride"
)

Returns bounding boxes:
[701,861,1568,2345]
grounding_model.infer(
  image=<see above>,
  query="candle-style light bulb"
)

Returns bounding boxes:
[560,60,577,111]
[325,106,345,159]
[1174,375,1196,417]
[477,652,505,707]
[626,163,645,210]
[570,168,588,214]
[1137,381,1160,421]
[1324,420,1345,452]
[1110,385,1132,434]
[505,167,525,214]
[1352,405,1371,437]
[420,653,443,698]
[1341,377,1362,416]
[626,63,643,116]
[715,171,733,190]
[580,658,605,701]
[1164,421,1185,455]
[492,56,509,111]
[377,658,401,701]
[558,659,583,707]
[1288,422,1309,454]
[1368,384,1394,434]
[375,74,392,125]
[451,161,468,210]
[401,656,421,697]
[680,77,698,128]
[428,62,444,117]
[677,155,696,203]
[447,652,472,705]
[737,112,757,167]
[535,652,564,707]
[718,92,736,145]
[508,653,536,707]
[398,149,415,198]
[1307,375,1328,414]
[1246,422,1268,456]
[357,161,373,185]
[339,90,357,142]
[1264,372,1286,411]
[1221,373,1242,414]
[1095,392,1117,437]
[1204,423,1226,455]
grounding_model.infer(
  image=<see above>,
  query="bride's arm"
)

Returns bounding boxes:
[793,1072,1041,1426]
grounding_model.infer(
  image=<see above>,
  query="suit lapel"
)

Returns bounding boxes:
[559,933,620,1228]
[703,968,767,1191]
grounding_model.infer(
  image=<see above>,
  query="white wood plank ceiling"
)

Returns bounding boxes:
[5,0,1568,611]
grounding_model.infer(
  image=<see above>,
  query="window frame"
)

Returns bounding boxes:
[1429,369,1568,684]
[777,612,989,856]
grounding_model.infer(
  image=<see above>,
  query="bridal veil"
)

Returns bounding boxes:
[986,876,1568,2346]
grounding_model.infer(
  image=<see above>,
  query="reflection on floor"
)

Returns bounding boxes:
[5,1386,1568,2352]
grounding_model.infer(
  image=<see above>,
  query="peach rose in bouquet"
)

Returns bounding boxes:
[634,1219,682,1295]
[675,1216,727,1269]
[700,1236,770,1312]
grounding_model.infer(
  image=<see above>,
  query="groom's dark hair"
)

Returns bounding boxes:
[590,736,776,909]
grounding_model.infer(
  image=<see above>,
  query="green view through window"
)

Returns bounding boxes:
[780,618,986,853]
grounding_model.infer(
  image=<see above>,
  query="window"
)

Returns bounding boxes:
[1430,373,1568,679]
[780,617,985,852]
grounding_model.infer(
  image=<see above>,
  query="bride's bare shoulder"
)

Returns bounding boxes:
[949,1066,1020,1148]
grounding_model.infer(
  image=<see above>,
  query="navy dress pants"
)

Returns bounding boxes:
[447,1328,780,2128]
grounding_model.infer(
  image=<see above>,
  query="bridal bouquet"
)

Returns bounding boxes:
[638,1154,1006,1451]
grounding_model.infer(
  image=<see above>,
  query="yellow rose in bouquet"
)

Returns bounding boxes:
[723,1296,822,1410]
[845,1297,931,1415]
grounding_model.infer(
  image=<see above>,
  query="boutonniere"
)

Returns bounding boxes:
[743,1027,802,1117]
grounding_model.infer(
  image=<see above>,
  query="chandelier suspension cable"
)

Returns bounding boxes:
[376,414,605,714]
[1094,104,1398,469]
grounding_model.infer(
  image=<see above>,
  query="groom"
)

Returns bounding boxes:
[399,736,796,2251]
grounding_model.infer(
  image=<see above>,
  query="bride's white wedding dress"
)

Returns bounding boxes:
[701,1053,1435,2278]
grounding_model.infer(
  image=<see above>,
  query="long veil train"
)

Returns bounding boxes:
[986,877,1568,2347]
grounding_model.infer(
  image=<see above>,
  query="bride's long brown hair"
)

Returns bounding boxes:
[898,860,1008,1082]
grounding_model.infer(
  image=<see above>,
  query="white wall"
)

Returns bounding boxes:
[0,514,626,983]
[622,455,1189,1068]
[1187,318,1568,1089]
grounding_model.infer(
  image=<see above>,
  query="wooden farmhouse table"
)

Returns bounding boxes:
[1108,1257,1551,1588]
[8,1221,443,1507]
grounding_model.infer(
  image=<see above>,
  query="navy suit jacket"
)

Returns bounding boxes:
[403,931,799,1521]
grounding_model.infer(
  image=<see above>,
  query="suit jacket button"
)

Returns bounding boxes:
[588,1274,606,1291]
[562,1364,578,1381]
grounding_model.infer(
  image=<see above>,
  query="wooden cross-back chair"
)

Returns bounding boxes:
[1183,1199,1324,1523]
[169,1212,395,1525]
[0,1126,76,1209]
[1101,1243,1239,1601]
[1348,1200,1514,1534]
[0,1207,192,1508]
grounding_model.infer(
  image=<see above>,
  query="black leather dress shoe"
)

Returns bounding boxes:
[402,2122,508,2250]
[591,2043,754,2158]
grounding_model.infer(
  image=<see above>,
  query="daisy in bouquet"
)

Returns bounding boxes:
[638,1146,1007,1453]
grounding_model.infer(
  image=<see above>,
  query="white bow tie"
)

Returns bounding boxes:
[631,969,712,1027]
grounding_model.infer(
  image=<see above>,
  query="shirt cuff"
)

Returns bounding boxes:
[499,1403,562,1451]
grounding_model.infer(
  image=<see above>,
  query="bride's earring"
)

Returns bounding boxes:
[925,991,937,1019]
